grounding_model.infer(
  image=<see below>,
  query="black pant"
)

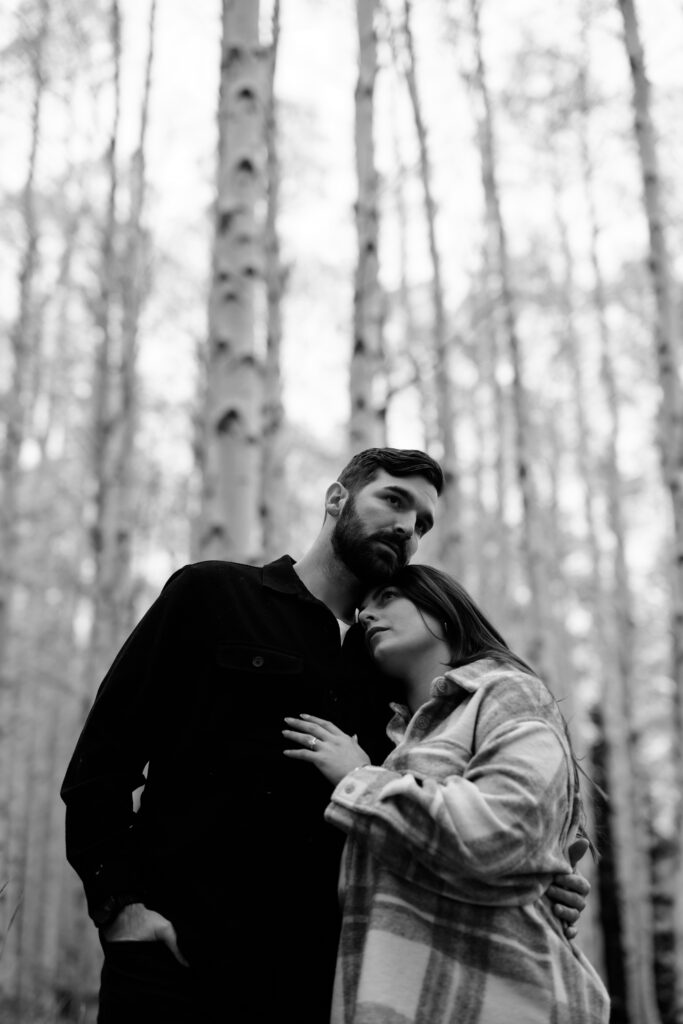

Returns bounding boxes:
[97,940,223,1024]
[98,934,332,1024]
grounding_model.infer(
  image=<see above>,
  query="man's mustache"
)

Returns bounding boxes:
[370,533,408,559]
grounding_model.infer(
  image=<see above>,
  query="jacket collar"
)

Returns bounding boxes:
[262,554,320,601]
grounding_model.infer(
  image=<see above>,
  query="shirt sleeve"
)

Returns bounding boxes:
[325,714,574,900]
[60,565,206,920]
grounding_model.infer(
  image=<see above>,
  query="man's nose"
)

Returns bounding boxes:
[393,513,416,538]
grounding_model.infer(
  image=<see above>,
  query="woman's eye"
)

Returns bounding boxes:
[385,494,400,507]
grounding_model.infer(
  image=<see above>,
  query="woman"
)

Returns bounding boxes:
[283,565,609,1024]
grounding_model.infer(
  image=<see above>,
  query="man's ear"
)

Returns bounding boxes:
[325,482,348,519]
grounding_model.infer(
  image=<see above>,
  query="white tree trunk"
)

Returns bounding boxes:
[400,0,461,573]
[350,0,384,452]
[261,0,287,560]
[467,0,550,680]
[616,1,683,1017]
[0,0,50,995]
[200,0,268,562]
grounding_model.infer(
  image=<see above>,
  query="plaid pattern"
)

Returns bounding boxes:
[325,658,609,1023]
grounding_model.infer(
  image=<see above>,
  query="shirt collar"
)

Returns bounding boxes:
[439,658,499,694]
[261,555,312,596]
[388,657,500,720]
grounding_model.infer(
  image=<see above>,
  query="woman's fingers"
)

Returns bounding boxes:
[282,717,321,739]
[299,713,343,734]
[282,727,321,749]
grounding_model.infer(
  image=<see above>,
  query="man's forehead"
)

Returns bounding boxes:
[366,469,439,509]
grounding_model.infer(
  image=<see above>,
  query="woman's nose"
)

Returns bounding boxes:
[358,607,376,629]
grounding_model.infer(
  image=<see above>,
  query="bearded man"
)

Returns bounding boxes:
[61,448,588,1024]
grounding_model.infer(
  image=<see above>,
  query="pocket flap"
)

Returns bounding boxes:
[215,644,303,675]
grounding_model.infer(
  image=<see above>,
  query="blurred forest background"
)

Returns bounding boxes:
[1,0,682,1020]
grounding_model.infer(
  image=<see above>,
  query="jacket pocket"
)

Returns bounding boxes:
[214,643,303,675]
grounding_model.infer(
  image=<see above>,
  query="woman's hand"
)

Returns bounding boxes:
[282,714,371,786]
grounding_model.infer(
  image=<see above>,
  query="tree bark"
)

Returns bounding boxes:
[467,0,550,680]
[200,0,268,562]
[616,2,683,1017]
[107,0,158,639]
[260,0,287,560]
[399,0,461,572]
[576,20,662,1017]
[350,0,385,452]
[86,0,123,689]
[0,0,51,1001]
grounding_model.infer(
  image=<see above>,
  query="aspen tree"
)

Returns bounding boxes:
[201,0,269,562]
[350,0,385,451]
[390,78,433,452]
[466,0,551,680]
[60,2,125,1006]
[107,0,158,639]
[261,0,287,560]
[397,0,461,573]
[616,0,683,1013]
[474,245,511,628]
[0,0,50,673]
[551,166,651,986]
[577,16,661,1017]
[87,0,122,689]
[0,1,51,1001]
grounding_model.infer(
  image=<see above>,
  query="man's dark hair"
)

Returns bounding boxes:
[338,448,444,496]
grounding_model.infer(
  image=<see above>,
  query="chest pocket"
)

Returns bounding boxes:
[212,643,307,725]
[215,643,303,676]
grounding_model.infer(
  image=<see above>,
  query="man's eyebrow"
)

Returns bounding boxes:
[383,486,435,530]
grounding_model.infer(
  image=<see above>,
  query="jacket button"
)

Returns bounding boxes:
[252,655,264,667]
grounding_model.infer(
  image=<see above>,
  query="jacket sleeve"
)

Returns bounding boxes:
[325,714,575,902]
[60,565,205,920]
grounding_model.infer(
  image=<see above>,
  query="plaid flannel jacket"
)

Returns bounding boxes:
[325,658,610,1024]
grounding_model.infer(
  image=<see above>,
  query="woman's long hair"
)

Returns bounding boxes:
[387,563,533,674]
[386,564,597,855]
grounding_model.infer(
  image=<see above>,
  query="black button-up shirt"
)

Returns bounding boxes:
[61,555,392,1020]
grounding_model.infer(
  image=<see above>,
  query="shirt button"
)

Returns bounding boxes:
[344,783,356,794]
[414,716,428,729]
[252,655,264,668]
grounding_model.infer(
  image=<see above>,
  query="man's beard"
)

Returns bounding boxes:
[331,495,410,584]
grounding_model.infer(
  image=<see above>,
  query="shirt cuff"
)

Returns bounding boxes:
[325,765,398,833]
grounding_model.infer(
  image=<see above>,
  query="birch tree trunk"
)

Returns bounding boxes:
[349,0,384,452]
[477,246,511,629]
[87,0,123,689]
[200,0,268,562]
[616,2,683,1016]
[391,90,433,453]
[0,0,50,994]
[577,23,662,1017]
[62,2,124,1004]
[260,0,287,561]
[399,0,461,573]
[467,0,551,680]
[106,0,157,638]
[553,164,663,995]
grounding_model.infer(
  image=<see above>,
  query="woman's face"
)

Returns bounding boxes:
[358,585,447,674]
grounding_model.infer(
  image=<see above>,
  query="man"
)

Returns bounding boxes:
[62,448,587,1024]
